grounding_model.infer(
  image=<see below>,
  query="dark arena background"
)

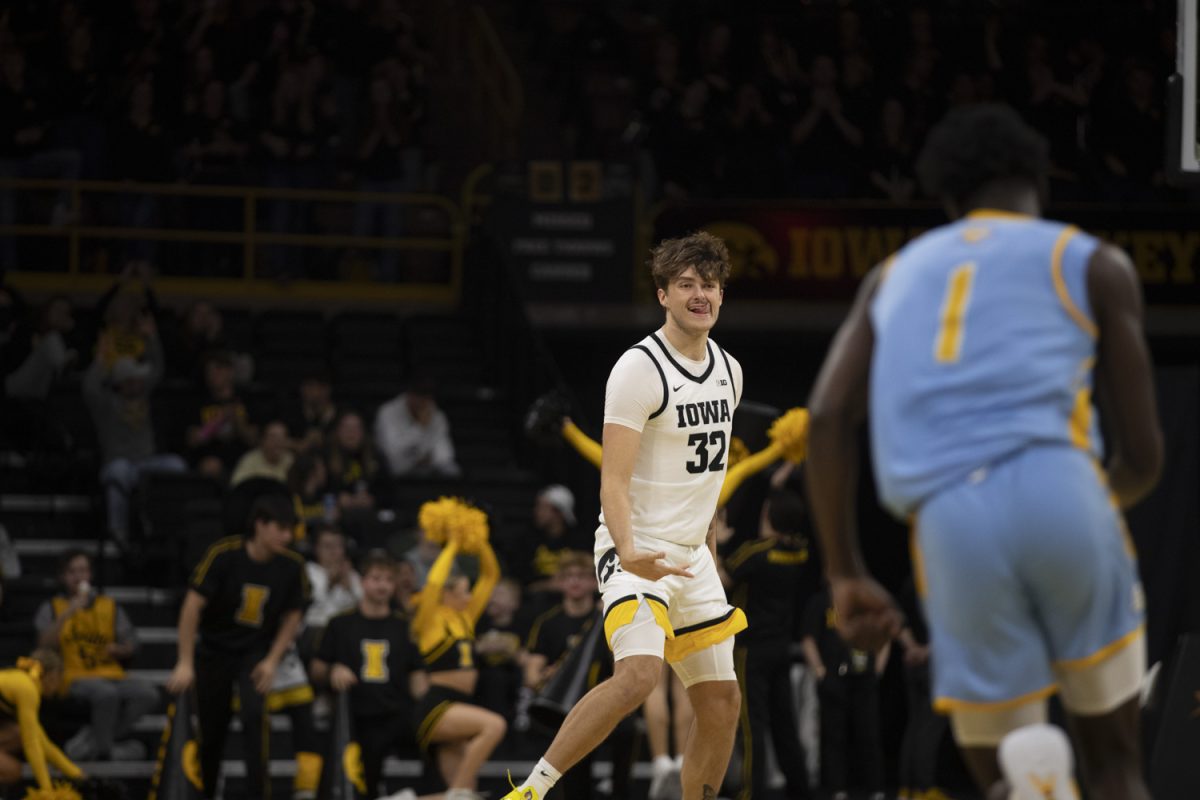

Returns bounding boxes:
[1,0,1198,798]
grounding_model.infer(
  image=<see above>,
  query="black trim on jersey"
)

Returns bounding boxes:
[632,345,670,420]
[649,333,715,384]
[672,607,736,637]
[602,594,640,627]
[643,593,668,608]
[714,343,736,404]
[601,593,671,627]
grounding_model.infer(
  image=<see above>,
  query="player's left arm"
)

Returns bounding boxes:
[806,266,879,580]
[806,265,901,651]
[1088,243,1164,508]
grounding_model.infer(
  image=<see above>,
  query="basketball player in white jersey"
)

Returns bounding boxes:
[504,232,747,800]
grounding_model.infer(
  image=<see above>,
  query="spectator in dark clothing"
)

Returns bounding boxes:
[311,550,424,799]
[1097,59,1166,202]
[5,295,75,400]
[180,79,248,186]
[83,316,186,546]
[352,67,423,280]
[2,294,76,453]
[112,75,171,263]
[284,369,338,453]
[722,83,782,197]
[326,410,379,514]
[802,586,888,800]
[0,48,82,268]
[184,349,258,479]
[288,453,334,543]
[52,21,105,178]
[867,97,917,203]
[259,62,319,277]
[790,55,864,198]
[165,300,253,385]
[524,552,633,800]
[504,484,592,616]
[164,495,309,800]
[473,577,529,721]
[894,579,968,800]
[93,265,160,372]
[651,79,722,199]
[723,488,816,800]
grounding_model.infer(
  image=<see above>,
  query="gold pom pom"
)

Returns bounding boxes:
[417,497,490,553]
[417,497,460,545]
[448,502,490,554]
[23,781,83,800]
[768,407,810,463]
[727,436,750,469]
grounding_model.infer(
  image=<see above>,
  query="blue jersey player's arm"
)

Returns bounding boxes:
[805,264,902,653]
[1088,243,1163,508]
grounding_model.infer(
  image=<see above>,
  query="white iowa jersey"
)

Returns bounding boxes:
[599,331,743,547]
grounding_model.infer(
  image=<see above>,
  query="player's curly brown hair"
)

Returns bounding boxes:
[649,231,732,290]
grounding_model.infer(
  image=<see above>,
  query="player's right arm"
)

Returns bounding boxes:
[167,589,206,693]
[601,348,693,581]
[1088,243,1163,508]
[806,265,901,652]
[602,423,693,580]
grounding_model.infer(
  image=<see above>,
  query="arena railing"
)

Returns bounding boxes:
[0,178,466,306]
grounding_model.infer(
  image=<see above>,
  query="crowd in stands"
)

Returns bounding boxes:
[0,0,429,191]
[523,0,1183,203]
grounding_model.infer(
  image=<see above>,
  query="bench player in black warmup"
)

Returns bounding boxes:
[722,485,816,800]
[167,495,310,800]
[312,550,429,799]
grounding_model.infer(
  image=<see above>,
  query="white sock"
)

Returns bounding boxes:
[523,758,562,796]
[999,723,1078,800]
[672,753,684,770]
[653,754,674,773]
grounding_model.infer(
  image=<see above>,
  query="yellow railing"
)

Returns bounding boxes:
[0,178,466,305]
[466,5,524,159]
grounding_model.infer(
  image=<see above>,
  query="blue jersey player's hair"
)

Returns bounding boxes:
[915,104,1051,212]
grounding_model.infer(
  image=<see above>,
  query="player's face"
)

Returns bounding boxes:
[362,566,396,604]
[658,266,723,336]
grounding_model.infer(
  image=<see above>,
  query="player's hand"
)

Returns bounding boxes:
[166,661,194,694]
[830,576,902,652]
[617,549,694,582]
[250,657,278,694]
[904,642,930,667]
[329,664,358,692]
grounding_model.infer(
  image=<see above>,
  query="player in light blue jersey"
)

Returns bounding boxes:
[805,105,1162,800]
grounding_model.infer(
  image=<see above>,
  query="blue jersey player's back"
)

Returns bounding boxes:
[869,210,1101,517]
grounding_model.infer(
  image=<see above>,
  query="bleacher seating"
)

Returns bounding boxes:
[0,305,554,798]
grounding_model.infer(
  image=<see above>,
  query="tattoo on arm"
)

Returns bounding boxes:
[702,785,717,800]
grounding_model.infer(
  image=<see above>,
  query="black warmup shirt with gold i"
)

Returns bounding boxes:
[725,537,815,646]
[191,536,310,654]
[317,609,425,719]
